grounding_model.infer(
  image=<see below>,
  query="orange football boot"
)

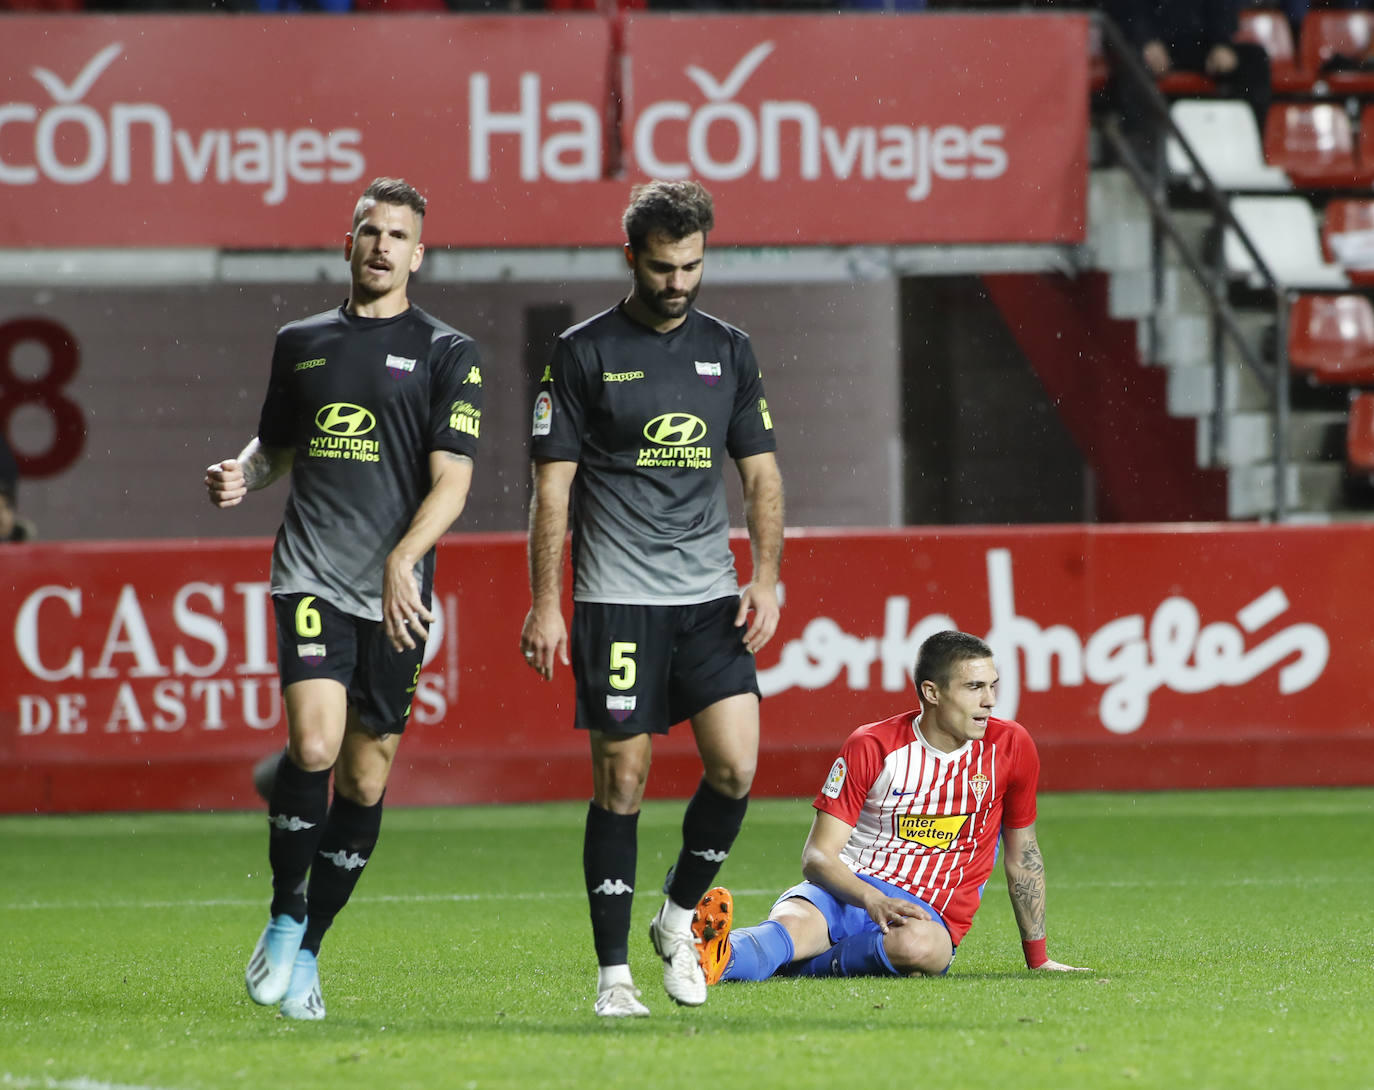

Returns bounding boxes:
[692,886,734,985]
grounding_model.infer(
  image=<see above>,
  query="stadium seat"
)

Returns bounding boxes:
[1088,19,1108,94]
[1262,102,1374,189]
[1321,199,1374,285]
[1156,72,1217,96]
[1224,196,1349,289]
[1300,10,1374,94]
[1239,9,1314,93]
[1167,99,1290,191]
[1346,392,1374,470]
[1288,293,1374,384]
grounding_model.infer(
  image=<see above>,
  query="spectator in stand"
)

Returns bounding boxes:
[1103,0,1271,127]
[0,482,35,543]
[0,440,35,543]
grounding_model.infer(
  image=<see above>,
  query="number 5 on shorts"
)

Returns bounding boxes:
[609,641,637,691]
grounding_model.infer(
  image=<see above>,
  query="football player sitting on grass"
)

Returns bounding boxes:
[693,630,1089,983]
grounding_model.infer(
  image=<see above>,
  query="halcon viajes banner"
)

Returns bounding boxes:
[0,13,1087,248]
[2,525,1369,814]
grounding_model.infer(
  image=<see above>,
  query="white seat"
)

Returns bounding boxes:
[1224,196,1350,289]
[1167,99,1291,191]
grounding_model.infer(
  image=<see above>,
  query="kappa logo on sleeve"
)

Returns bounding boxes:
[821,757,847,799]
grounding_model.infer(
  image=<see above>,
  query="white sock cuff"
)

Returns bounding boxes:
[598,964,633,990]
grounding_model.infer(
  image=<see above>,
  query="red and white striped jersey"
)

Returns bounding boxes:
[813,708,1039,944]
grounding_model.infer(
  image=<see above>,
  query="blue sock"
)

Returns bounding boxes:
[784,931,898,979]
[720,921,795,982]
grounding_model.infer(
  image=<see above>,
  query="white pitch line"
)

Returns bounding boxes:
[2,1074,184,1090]
[0,888,780,914]
[2,872,1369,915]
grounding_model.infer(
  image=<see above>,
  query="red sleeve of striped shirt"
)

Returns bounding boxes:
[1000,718,1041,829]
[813,711,915,826]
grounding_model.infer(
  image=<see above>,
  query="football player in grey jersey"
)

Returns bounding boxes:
[521,180,784,1017]
[205,178,481,1021]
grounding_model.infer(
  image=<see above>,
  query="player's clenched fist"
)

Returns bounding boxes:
[205,459,247,508]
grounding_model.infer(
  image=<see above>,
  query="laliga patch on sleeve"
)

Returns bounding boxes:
[532,391,553,437]
[821,757,847,799]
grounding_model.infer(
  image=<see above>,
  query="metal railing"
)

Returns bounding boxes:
[1095,13,1290,521]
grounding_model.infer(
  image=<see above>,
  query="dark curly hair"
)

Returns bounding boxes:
[622,180,715,254]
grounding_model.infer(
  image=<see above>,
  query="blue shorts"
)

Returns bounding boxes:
[774,873,956,975]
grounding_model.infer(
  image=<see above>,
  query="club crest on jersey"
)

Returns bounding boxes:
[385,354,416,378]
[897,814,970,850]
[969,772,990,807]
[821,757,847,799]
[297,643,326,665]
[606,694,636,722]
[532,391,552,437]
[694,360,722,386]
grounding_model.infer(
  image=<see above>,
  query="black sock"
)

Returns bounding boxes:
[667,779,749,909]
[301,792,384,955]
[584,802,639,966]
[267,754,331,922]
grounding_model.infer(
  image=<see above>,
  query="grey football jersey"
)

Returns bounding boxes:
[257,304,482,621]
[530,303,777,604]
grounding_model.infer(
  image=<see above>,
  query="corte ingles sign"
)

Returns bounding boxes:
[3,525,1372,814]
[0,13,1087,248]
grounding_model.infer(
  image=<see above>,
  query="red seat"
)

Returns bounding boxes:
[1088,19,1108,94]
[1263,103,1373,188]
[1288,293,1374,385]
[1239,9,1314,93]
[1322,199,1374,286]
[1348,393,1374,471]
[1156,72,1217,96]
[1301,11,1374,93]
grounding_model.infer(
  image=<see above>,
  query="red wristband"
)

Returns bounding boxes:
[1022,938,1048,969]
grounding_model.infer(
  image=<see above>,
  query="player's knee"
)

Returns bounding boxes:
[332,762,387,806]
[288,733,338,774]
[595,761,649,812]
[884,924,953,976]
[704,757,755,798]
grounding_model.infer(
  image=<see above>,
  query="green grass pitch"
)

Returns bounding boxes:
[3,788,1372,1090]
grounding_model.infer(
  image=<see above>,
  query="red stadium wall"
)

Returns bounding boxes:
[3,526,1372,814]
[0,12,1088,248]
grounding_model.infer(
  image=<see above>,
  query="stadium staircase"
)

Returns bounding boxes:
[1038,10,1374,522]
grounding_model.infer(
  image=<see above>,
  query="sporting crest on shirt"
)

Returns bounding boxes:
[897,814,970,850]
[694,360,722,386]
[969,772,990,807]
[385,354,416,378]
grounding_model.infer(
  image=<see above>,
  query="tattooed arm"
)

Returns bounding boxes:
[204,437,294,508]
[1002,822,1091,972]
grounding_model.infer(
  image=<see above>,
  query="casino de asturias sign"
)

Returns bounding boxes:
[2,526,1371,814]
[0,13,1087,249]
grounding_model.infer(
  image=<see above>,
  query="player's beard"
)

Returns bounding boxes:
[634,270,700,322]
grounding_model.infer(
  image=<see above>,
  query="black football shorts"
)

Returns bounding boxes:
[273,592,424,736]
[570,596,761,735]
